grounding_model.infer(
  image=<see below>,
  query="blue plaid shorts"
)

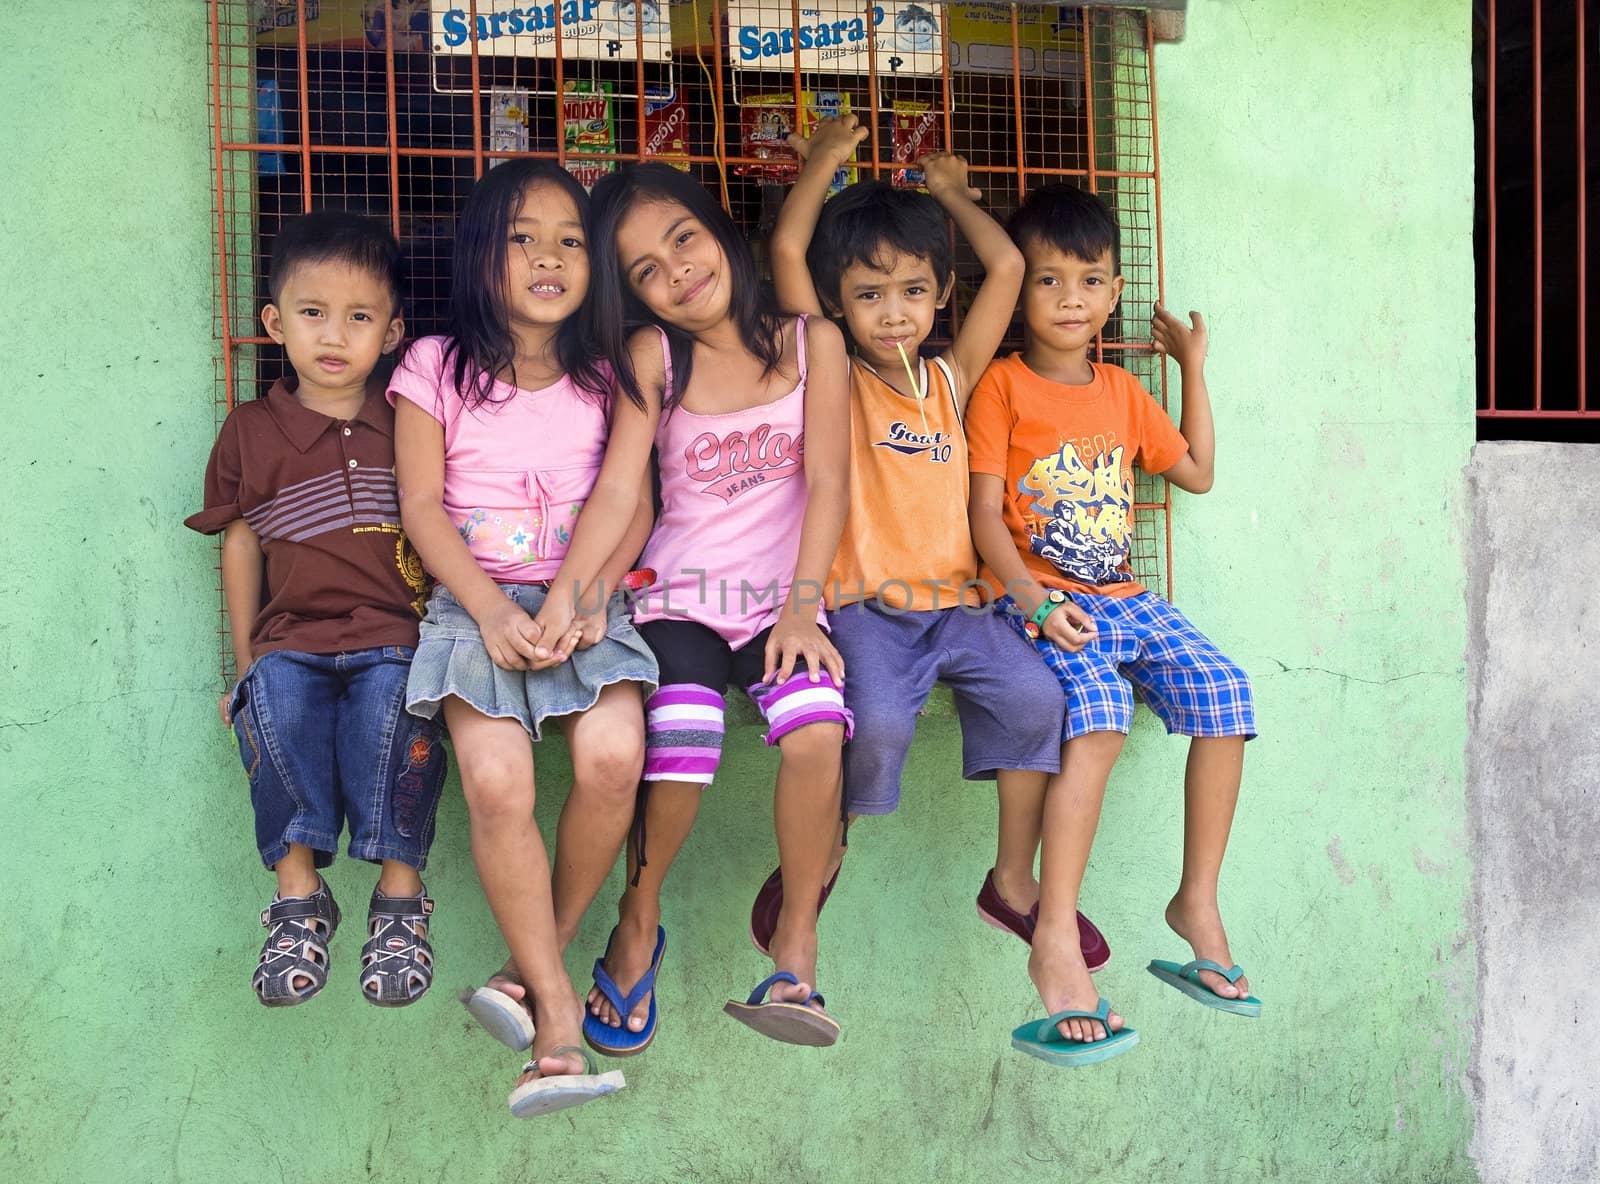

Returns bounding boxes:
[996,592,1257,742]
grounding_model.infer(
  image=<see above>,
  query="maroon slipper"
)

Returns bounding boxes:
[749,864,842,957]
[976,868,1111,973]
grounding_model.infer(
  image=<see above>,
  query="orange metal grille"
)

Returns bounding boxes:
[1477,0,1597,430]
[208,1,1171,677]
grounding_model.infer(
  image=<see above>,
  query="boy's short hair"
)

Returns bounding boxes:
[807,181,953,306]
[1006,183,1121,274]
[268,210,404,309]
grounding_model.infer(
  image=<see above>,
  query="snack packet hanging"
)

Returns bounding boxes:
[643,83,691,171]
[890,100,940,188]
[737,90,857,191]
[562,80,616,191]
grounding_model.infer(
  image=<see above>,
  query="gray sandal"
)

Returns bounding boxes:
[253,880,340,1006]
[359,886,434,1006]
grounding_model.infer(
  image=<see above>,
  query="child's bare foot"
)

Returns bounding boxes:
[1165,892,1250,1000]
[515,991,588,1087]
[1028,922,1124,1042]
[767,916,825,1011]
[485,961,527,1005]
[586,911,659,1033]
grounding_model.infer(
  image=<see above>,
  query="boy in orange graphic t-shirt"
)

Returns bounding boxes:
[968,184,1261,1068]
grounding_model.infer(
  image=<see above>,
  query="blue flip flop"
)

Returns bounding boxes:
[1147,958,1262,1017]
[723,971,840,1046]
[1010,998,1139,1067]
[582,926,666,1057]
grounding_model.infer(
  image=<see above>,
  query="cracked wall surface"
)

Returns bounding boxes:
[0,1,1478,1180]
[1468,442,1600,1183]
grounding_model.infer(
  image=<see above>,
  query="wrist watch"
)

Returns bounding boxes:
[1024,589,1068,639]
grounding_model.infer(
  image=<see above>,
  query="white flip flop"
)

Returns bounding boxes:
[462,984,536,1050]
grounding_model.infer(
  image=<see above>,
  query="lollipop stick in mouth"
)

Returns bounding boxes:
[896,341,931,437]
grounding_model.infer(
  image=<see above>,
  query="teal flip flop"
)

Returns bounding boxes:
[1147,958,1262,1017]
[1010,998,1138,1067]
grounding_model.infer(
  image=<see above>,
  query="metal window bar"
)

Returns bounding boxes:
[208,1,1172,677]
[1477,0,1597,427]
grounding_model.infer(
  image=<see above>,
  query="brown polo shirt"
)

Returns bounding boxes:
[185,379,427,657]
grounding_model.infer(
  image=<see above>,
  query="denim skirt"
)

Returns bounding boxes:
[406,582,659,739]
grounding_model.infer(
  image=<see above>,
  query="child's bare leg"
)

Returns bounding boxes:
[993,769,1047,911]
[273,843,320,897]
[586,778,701,1032]
[1164,735,1249,999]
[375,859,423,895]
[1032,731,1124,1042]
[444,699,585,1084]
[483,683,645,1003]
[266,845,324,993]
[768,722,846,1008]
[551,682,646,951]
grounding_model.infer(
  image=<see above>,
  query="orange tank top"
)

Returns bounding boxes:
[828,356,983,611]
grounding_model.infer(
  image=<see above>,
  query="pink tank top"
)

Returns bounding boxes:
[632,317,825,648]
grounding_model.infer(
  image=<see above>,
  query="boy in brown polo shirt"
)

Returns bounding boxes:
[186,212,448,1008]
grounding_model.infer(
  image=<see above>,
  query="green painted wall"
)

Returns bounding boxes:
[0,2,1474,1180]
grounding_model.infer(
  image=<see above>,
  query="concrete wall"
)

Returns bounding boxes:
[0,1,1477,1180]
[1467,442,1600,1183]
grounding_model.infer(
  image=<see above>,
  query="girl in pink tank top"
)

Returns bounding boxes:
[579,163,855,1052]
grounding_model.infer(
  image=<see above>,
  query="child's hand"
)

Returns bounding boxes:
[478,595,546,671]
[1151,304,1208,370]
[218,690,234,726]
[527,593,580,670]
[763,615,846,686]
[567,600,611,653]
[919,152,982,203]
[1039,596,1099,654]
[789,113,867,167]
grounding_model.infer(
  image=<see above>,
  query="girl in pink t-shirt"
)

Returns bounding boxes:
[577,163,853,1054]
[391,161,661,1118]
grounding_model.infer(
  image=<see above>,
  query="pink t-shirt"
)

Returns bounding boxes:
[388,335,609,583]
[632,318,825,648]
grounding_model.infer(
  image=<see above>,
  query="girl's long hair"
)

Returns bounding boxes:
[589,162,783,411]
[436,160,611,409]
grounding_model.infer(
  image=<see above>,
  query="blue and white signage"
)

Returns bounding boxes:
[431,0,671,62]
[728,2,943,75]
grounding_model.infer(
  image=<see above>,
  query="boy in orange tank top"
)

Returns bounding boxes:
[748,115,1111,972]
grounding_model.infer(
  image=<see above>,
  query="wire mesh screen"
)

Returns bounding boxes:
[209,1,1170,672]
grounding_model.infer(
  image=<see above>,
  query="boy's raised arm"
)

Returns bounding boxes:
[921,153,1024,412]
[771,114,869,317]
[1150,304,1216,494]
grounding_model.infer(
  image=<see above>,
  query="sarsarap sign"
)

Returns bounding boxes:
[728,1,943,76]
[430,0,671,62]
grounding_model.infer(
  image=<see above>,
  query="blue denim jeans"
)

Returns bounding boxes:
[230,646,448,870]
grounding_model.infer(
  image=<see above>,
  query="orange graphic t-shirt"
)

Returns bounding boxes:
[965,354,1188,600]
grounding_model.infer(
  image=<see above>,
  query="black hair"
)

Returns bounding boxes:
[807,180,953,310]
[268,210,404,309]
[437,159,611,410]
[589,162,783,411]
[1005,183,1121,274]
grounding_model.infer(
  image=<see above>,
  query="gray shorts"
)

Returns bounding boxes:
[829,600,1064,815]
[406,582,659,740]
